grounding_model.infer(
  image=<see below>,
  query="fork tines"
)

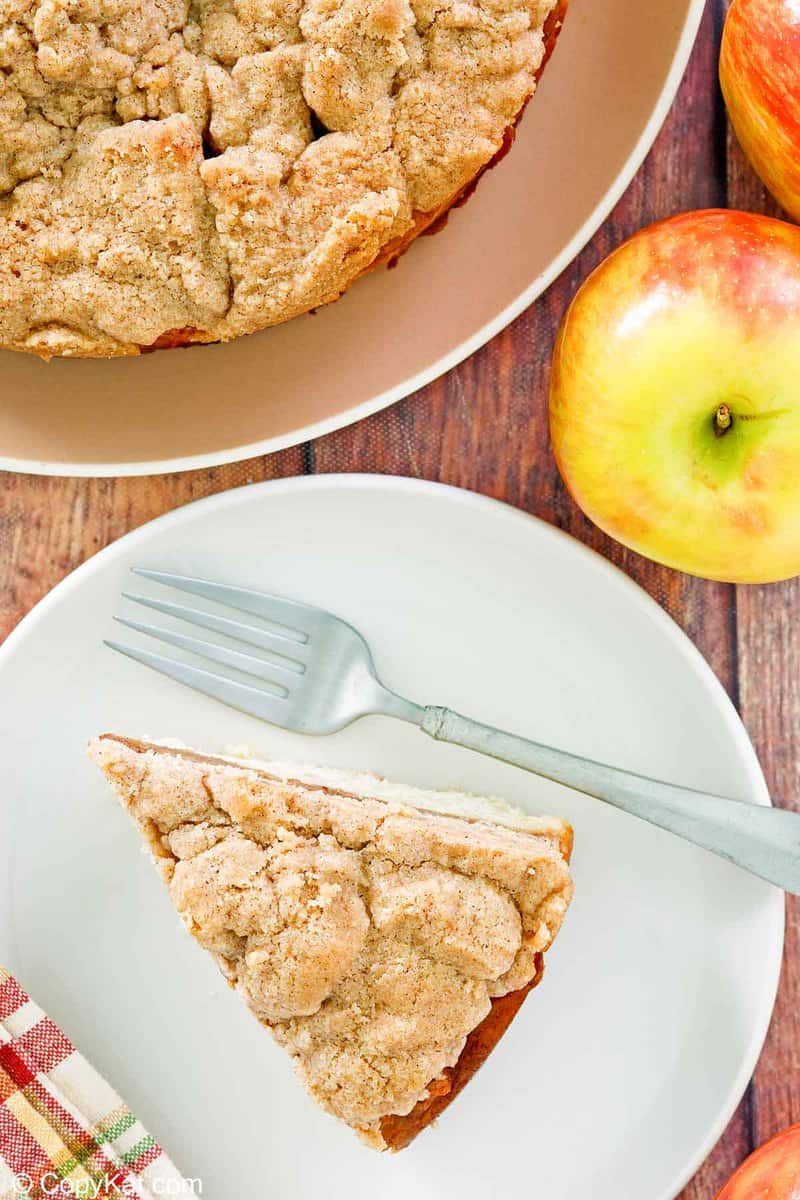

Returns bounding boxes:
[106,570,315,722]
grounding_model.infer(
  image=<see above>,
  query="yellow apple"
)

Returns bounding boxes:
[549,209,800,583]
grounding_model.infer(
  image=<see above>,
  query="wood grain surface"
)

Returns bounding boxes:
[0,1,796,1194]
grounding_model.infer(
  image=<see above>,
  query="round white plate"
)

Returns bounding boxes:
[0,476,783,1200]
[0,0,705,477]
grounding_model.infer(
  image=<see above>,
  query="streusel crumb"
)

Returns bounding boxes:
[1,0,559,354]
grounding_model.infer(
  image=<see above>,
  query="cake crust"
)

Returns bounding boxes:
[379,953,543,1150]
[90,733,573,1148]
[1,0,566,358]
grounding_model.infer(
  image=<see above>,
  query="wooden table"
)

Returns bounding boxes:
[0,4,796,1194]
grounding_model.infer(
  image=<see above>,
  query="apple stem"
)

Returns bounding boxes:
[714,404,733,437]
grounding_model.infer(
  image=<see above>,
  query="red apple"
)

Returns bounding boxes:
[717,1123,800,1200]
[721,0,800,221]
[549,209,800,583]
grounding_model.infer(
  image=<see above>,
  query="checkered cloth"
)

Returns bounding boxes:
[0,969,190,1199]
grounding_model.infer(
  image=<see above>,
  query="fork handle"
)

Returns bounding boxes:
[420,705,800,894]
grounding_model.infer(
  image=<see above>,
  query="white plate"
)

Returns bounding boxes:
[0,476,782,1200]
[0,0,705,476]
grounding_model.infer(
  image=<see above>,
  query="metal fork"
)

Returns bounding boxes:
[106,568,800,894]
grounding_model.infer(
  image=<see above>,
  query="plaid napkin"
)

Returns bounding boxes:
[0,970,191,1199]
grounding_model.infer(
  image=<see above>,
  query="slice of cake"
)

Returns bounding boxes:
[89,734,573,1150]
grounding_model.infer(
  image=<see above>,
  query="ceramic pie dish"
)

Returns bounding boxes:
[0,0,704,474]
[0,475,783,1196]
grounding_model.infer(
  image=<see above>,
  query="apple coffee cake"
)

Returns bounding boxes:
[0,0,566,357]
[89,734,573,1148]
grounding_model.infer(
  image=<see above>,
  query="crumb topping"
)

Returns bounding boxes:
[1,0,558,354]
[89,736,573,1144]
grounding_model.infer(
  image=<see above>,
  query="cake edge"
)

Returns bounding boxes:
[93,732,573,859]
